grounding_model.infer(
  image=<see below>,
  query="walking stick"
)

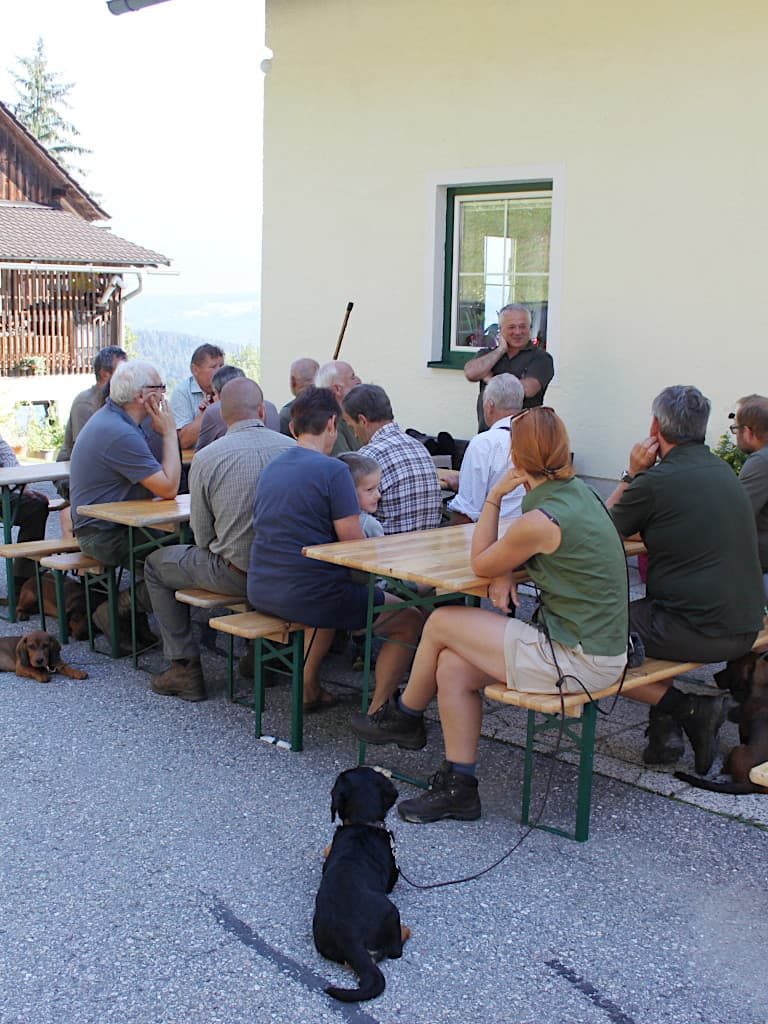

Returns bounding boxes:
[332,301,354,359]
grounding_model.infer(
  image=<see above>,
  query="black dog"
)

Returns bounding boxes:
[313,766,410,1003]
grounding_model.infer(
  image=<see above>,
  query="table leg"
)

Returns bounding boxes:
[356,574,377,767]
[2,485,17,622]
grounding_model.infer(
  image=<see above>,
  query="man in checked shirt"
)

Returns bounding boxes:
[342,384,442,534]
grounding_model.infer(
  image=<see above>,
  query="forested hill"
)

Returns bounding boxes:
[132,330,257,391]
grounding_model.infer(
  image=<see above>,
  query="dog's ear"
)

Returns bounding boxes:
[16,637,30,666]
[330,773,351,822]
[373,772,398,818]
[47,636,61,665]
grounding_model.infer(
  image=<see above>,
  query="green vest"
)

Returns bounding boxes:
[522,478,628,655]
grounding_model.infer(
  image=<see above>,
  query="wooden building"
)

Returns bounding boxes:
[0,99,168,377]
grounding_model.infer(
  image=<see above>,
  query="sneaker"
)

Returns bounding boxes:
[679,694,727,775]
[397,762,481,823]
[150,660,207,702]
[642,707,684,765]
[349,697,427,750]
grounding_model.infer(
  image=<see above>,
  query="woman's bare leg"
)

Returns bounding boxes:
[435,648,489,764]
[368,593,423,712]
[302,627,335,704]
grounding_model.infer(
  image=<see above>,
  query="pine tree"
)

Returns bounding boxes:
[11,37,90,176]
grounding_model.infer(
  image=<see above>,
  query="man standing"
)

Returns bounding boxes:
[144,378,295,701]
[608,385,764,774]
[463,304,554,430]
[445,374,526,524]
[314,360,362,455]
[170,344,225,449]
[343,384,442,534]
[59,346,127,460]
[279,357,319,436]
[732,393,768,598]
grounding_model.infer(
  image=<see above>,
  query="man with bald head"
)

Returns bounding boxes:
[314,359,362,455]
[280,357,320,436]
[144,377,296,701]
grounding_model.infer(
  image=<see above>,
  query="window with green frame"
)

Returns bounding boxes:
[430,182,553,368]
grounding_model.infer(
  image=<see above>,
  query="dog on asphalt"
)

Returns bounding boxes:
[313,766,411,1003]
[675,652,768,794]
[0,630,89,684]
[16,574,96,641]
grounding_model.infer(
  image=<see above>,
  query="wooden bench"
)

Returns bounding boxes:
[0,537,82,625]
[174,588,247,612]
[208,611,308,751]
[484,628,768,842]
[39,551,122,658]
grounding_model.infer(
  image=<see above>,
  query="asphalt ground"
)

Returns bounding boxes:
[1,495,767,1023]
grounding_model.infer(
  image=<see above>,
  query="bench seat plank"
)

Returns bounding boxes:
[749,761,768,787]
[174,588,247,611]
[0,538,80,559]
[209,610,309,645]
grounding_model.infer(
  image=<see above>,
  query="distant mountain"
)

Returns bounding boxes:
[126,291,260,350]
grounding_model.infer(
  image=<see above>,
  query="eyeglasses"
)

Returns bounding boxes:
[510,406,555,422]
[142,383,166,392]
[729,422,742,434]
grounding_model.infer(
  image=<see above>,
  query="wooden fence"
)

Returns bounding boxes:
[0,268,121,376]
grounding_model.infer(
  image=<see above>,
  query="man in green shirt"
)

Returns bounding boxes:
[731,393,768,598]
[608,385,764,775]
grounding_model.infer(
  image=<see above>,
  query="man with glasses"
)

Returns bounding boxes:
[607,385,764,776]
[70,360,181,648]
[731,394,768,598]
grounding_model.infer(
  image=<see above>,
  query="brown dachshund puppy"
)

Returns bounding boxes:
[0,631,88,684]
[676,652,768,793]
[16,575,96,641]
[313,767,410,1003]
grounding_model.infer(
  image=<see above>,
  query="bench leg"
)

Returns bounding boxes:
[34,563,46,632]
[52,569,68,645]
[289,629,304,753]
[574,702,597,843]
[521,710,537,827]
[253,638,264,738]
[226,634,234,700]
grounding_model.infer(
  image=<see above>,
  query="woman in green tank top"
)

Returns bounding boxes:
[350,407,629,824]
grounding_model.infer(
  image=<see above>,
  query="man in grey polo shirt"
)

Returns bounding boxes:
[70,359,181,646]
[171,343,224,449]
[144,378,295,701]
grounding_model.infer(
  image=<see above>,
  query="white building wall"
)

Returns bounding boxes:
[262,0,768,479]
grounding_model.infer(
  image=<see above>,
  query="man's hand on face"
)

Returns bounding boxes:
[629,437,660,476]
[145,393,176,436]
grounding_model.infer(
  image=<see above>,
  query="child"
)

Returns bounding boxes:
[338,452,384,538]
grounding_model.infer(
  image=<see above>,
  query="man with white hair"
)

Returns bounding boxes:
[314,360,362,455]
[446,373,526,524]
[70,360,181,645]
[463,303,554,431]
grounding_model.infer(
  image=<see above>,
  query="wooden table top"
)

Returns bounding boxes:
[181,449,196,466]
[0,461,71,487]
[304,526,646,599]
[76,493,191,528]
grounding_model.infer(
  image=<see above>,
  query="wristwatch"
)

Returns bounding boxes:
[620,469,635,485]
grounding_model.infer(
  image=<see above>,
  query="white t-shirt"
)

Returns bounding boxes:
[447,416,524,522]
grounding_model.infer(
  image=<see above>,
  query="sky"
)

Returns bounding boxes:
[0,0,266,300]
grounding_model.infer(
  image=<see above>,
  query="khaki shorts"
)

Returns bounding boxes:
[503,618,627,694]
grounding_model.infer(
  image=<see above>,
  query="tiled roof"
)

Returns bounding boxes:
[0,202,169,266]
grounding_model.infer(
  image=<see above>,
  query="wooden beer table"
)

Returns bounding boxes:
[304,525,645,781]
[0,461,71,621]
[76,494,192,663]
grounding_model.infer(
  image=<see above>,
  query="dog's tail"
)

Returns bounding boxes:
[674,770,766,794]
[325,943,385,1003]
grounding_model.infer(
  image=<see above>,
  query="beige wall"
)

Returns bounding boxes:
[262,0,767,479]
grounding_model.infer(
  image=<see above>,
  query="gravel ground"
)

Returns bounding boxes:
[1,495,766,1024]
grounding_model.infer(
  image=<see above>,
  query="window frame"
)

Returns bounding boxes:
[425,166,564,371]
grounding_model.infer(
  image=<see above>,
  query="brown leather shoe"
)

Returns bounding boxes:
[150,660,207,702]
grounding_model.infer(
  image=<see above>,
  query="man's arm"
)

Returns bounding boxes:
[739,455,768,516]
[177,408,207,450]
[139,394,182,499]
[605,438,660,514]
[188,461,214,550]
[463,343,508,382]
[333,514,365,542]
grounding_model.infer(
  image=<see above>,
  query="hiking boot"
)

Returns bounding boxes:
[150,660,207,702]
[397,762,481,824]
[349,697,427,750]
[642,707,684,765]
[677,693,727,775]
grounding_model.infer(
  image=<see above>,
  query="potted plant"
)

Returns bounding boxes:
[27,410,65,461]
